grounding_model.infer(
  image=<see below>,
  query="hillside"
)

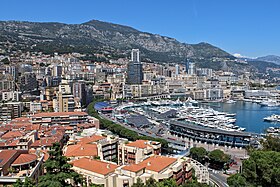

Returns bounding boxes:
[0,19,278,74]
[256,55,280,65]
[0,20,230,61]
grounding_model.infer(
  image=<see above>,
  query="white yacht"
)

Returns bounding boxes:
[263,114,280,122]
[225,99,236,104]
[260,99,280,107]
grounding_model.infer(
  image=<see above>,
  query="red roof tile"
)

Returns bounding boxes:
[65,144,98,157]
[72,158,118,175]
[12,154,37,166]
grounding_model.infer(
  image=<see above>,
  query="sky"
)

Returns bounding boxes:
[0,0,280,57]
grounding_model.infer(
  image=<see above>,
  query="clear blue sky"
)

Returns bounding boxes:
[1,0,280,57]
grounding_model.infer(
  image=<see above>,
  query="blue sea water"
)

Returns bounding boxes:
[203,101,280,134]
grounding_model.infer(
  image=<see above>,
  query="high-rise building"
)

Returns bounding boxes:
[131,49,140,62]
[19,72,38,92]
[188,62,196,75]
[126,49,143,85]
[127,62,143,84]
[175,64,180,76]
[52,64,63,77]
[72,81,86,106]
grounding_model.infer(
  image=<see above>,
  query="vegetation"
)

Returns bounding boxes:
[190,147,207,164]
[13,143,84,187]
[131,178,209,187]
[261,135,280,152]
[38,143,84,187]
[14,177,35,187]
[87,101,169,150]
[190,147,230,170]
[227,136,280,187]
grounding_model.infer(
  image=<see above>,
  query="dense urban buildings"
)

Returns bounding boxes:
[0,47,279,186]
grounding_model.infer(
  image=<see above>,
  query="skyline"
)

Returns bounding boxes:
[1,0,280,57]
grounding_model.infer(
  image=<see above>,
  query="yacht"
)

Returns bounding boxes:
[225,99,236,104]
[263,114,280,122]
[260,99,280,107]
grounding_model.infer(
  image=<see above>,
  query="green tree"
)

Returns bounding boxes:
[227,173,248,187]
[208,149,230,170]
[145,177,157,187]
[132,178,145,187]
[261,135,280,152]
[190,147,207,163]
[227,151,280,187]
[14,177,35,187]
[38,143,84,187]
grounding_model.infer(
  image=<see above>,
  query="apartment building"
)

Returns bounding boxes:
[65,135,118,162]
[72,155,192,187]
[118,140,161,165]
[31,111,98,126]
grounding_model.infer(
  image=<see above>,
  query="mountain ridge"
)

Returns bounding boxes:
[0,19,279,75]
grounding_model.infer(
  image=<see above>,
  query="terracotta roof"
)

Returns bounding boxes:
[0,150,18,167]
[72,158,118,175]
[29,149,49,162]
[31,137,60,148]
[1,131,24,139]
[65,144,98,157]
[122,164,146,172]
[138,156,177,172]
[78,135,106,144]
[126,140,152,149]
[32,111,87,118]
[12,154,37,166]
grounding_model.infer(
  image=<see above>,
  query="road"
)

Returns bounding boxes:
[209,170,229,187]
[99,113,186,147]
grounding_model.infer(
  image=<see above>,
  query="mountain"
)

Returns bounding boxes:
[0,20,231,62]
[0,19,278,74]
[256,55,280,65]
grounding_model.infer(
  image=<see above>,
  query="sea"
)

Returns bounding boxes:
[203,101,280,134]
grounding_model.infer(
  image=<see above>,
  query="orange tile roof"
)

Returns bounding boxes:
[126,140,152,149]
[65,144,98,157]
[78,135,106,144]
[31,137,60,148]
[12,154,37,166]
[122,164,146,172]
[72,158,118,175]
[32,111,88,118]
[0,150,18,167]
[138,156,177,172]
[1,131,24,139]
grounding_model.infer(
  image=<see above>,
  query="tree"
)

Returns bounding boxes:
[208,149,230,170]
[227,151,280,187]
[38,143,84,187]
[261,135,280,152]
[227,173,248,187]
[145,177,157,187]
[132,178,145,187]
[14,177,35,187]
[190,147,207,163]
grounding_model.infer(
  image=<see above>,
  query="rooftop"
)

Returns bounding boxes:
[78,135,106,144]
[32,111,88,118]
[126,140,152,149]
[12,154,37,166]
[0,150,19,167]
[138,155,177,172]
[65,144,98,157]
[122,164,146,173]
[72,158,118,175]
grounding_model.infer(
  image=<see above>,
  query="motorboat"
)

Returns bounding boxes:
[225,99,236,104]
[263,114,280,122]
[260,99,280,107]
